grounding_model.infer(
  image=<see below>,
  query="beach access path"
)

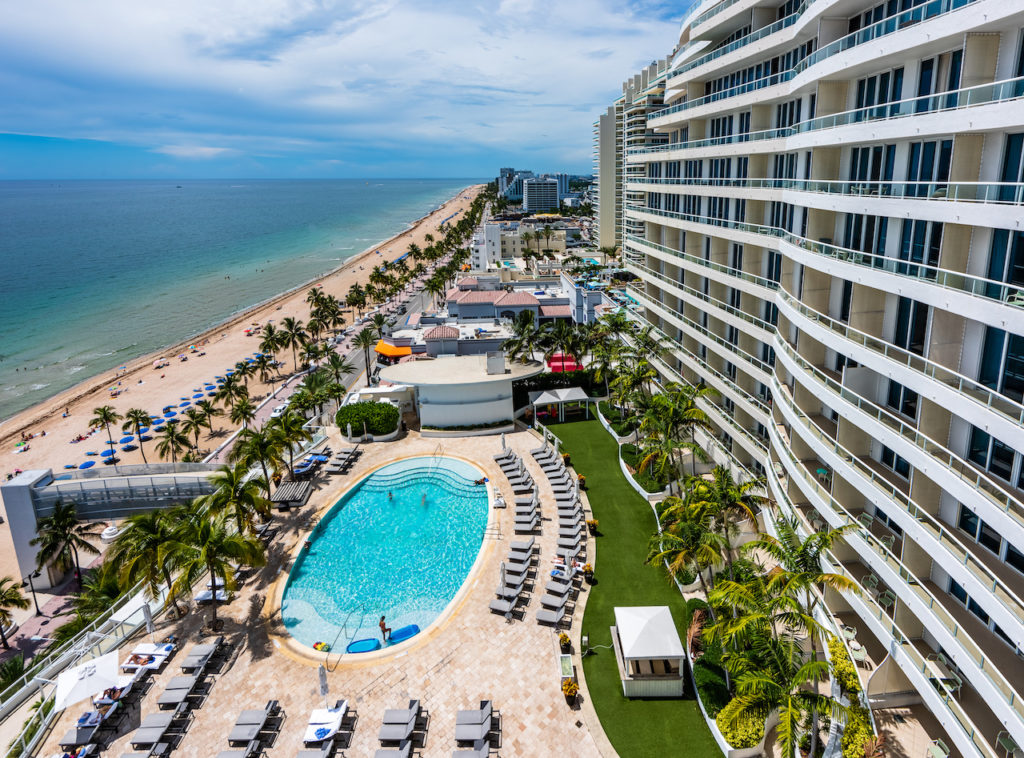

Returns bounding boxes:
[0,185,483,585]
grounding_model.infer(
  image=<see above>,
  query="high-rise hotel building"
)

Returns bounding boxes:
[601,0,1024,754]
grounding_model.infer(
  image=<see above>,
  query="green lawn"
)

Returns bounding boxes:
[550,419,721,757]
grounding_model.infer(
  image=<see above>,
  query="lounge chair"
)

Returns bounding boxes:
[489,592,520,615]
[303,700,347,745]
[494,449,516,462]
[513,512,538,525]
[121,642,175,674]
[181,636,224,673]
[454,717,491,743]
[495,576,526,599]
[378,713,417,743]
[536,602,567,626]
[510,480,534,495]
[215,740,260,758]
[453,741,491,758]
[374,740,413,758]
[508,546,536,565]
[529,441,549,455]
[130,710,181,749]
[558,525,583,538]
[514,517,539,534]
[156,675,200,709]
[558,515,582,528]
[513,494,538,506]
[546,578,573,594]
[296,745,333,758]
[228,700,279,745]
[510,537,536,553]
[557,535,583,549]
[540,589,570,608]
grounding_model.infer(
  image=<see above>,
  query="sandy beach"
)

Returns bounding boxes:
[0,184,482,578]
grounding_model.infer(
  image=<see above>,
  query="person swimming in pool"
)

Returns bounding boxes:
[379,615,391,640]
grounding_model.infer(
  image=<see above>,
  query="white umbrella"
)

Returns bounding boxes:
[318,664,329,707]
[54,651,120,711]
[500,432,506,451]
[553,437,560,456]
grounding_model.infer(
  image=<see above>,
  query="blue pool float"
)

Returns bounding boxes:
[345,638,381,654]
[388,625,421,644]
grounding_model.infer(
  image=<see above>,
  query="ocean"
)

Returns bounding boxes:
[0,179,475,421]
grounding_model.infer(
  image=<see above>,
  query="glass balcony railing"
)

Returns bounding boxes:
[771,314,1024,532]
[633,72,1022,155]
[631,205,1024,310]
[630,177,1024,205]
[625,234,780,292]
[768,412,1024,730]
[776,381,1024,644]
[627,285,774,378]
[767,468,1004,758]
[652,0,977,120]
[689,0,746,29]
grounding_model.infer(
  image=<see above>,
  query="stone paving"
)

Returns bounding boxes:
[38,428,605,757]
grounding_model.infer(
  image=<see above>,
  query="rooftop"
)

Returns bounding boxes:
[380,355,544,386]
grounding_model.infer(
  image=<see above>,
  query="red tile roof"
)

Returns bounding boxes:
[456,290,504,304]
[540,304,572,317]
[424,325,460,340]
[445,287,465,300]
[495,291,540,306]
[457,276,479,288]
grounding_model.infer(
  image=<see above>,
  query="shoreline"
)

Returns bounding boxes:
[0,185,480,445]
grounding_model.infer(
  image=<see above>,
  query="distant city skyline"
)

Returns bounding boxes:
[0,0,684,179]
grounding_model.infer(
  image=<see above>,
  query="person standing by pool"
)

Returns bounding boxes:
[379,615,391,641]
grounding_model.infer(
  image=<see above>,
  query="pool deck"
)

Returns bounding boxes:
[37,428,607,757]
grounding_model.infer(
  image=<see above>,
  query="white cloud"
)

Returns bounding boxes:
[0,0,680,171]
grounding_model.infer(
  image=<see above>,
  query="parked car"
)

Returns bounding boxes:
[270,403,289,418]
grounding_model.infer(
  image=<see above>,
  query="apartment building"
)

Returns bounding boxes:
[593,106,619,248]
[523,177,560,212]
[618,0,1024,755]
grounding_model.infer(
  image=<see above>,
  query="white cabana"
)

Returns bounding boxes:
[529,386,591,423]
[54,651,120,711]
[611,606,685,697]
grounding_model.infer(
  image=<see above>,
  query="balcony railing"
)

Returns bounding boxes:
[630,177,1024,205]
[690,0,746,29]
[771,318,1024,534]
[625,234,780,293]
[631,206,1024,311]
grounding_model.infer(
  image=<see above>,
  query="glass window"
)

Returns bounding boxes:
[968,426,991,466]
[958,504,979,537]
[968,597,990,623]
[949,578,968,604]
[1006,543,1024,574]
[991,439,1016,481]
[979,522,1003,555]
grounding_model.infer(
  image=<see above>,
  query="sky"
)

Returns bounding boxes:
[0,0,685,179]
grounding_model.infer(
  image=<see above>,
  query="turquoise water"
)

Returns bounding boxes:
[281,457,489,650]
[0,179,476,421]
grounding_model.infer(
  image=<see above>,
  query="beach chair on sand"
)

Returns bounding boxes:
[510,537,536,553]
[489,591,520,616]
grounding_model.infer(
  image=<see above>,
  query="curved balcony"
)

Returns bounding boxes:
[628,261,775,342]
[768,418,1024,743]
[628,285,774,385]
[771,325,1024,550]
[632,75,1024,158]
[777,290,1024,447]
[774,379,1024,648]
[766,466,1003,758]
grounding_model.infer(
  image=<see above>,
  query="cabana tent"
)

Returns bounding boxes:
[611,606,685,697]
[529,386,591,423]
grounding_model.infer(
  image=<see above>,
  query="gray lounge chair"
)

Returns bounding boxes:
[507,547,535,564]
[546,578,573,595]
[374,740,413,758]
[536,602,567,626]
[215,740,260,758]
[558,525,583,538]
[489,592,520,615]
[228,700,278,745]
[156,675,200,709]
[494,449,515,462]
[456,701,492,725]
[504,556,533,573]
[130,711,179,749]
[514,517,539,534]
[297,743,334,758]
[454,718,491,743]
[510,538,535,553]
[453,740,491,757]
[382,700,421,725]
[540,589,570,608]
[378,713,416,742]
[496,575,527,599]
[513,494,538,506]
[557,536,583,549]
[513,507,537,519]
[181,636,223,673]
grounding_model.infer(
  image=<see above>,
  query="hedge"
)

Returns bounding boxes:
[335,401,400,436]
[421,419,513,431]
[621,443,670,493]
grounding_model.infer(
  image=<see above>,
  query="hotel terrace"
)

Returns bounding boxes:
[593,0,1024,755]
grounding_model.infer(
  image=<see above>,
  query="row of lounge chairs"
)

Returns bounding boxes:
[373,699,501,758]
[215,699,283,758]
[489,538,538,618]
[324,446,361,476]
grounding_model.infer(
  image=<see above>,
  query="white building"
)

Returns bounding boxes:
[522,178,559,213]
[614,0,1024,754]
[471,222,502,269]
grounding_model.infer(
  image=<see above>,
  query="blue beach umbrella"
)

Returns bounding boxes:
[138,427,149,434]
[105,440,118,446]
[164,411,177,418]
[152,417,165,425]
[179,401,190,408]
[79,461,96,469]
[121,444,137,452]
[245,358,255,363]
[119,435,134,444]
[140,434,152,442]
[193,393,204,399]
[100,449,116,458]
[63,464,76,470]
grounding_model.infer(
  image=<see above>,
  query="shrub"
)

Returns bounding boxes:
[598,401,637,436]
[620,443,670,493]
[841,705,873,758]
[828,637,861,696]
[716,699,765,749]
[335,401,400,436]
[692,659,730,717]
[421,419,512,431]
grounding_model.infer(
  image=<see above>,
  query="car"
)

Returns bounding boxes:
[270,403,289,418]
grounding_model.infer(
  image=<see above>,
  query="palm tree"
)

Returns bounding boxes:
[279,316,308,374]
[201,463,270,536]
[0,578,30,649]
[215,376,248,411]
[670,383,717,476]
[259,324,283,363]
[155,420,191,463]
[324,352,356,387]
[253,353,275,387]
[195,399,222,438]
[353,328,377,387]
[230,427,283,495]
[89,405,122,454]
[181,407,206,450]
[423,277,446,309]
[503,310,541,363]
[346,284,367,317]
[637,396,684,494]
[71,560,124,620]
[690,466,767,579]
[165,509,265,624]
[230,397,257,429]
[29,501,100,586]
[122,408,153,464]
[371,313,392,340]
[107,510,179,604]
[269,411,313,476]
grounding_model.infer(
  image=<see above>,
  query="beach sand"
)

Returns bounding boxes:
[0,184,483,580]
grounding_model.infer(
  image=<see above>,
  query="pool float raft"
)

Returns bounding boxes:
[345,638,381,654]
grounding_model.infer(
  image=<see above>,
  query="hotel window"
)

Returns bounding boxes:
[770,202,796,232]
[777,0,799,18]
[957,504,1002,555]
[775,99,802,130]
[728,287,741,310]
[729,244,743,271]
[848,144,895,186]
[774,152,799,180]
[948,578,991,624]
[766,249,782,283]
[709,115,734,139]
[684,160,703,179]
[967,426,1022,487]
[999,133,1024,201]
[987,229,1024,292]
[893,296,928,355]
[763,302,779,327]
[738,112,751,140]
[648,163,662,179]
[978,328,1024,404]
[872,506,903,536]
[848,0,929,34]
[905,139,952,196]
[722,396,735,414]
[855,67,904,119]
[839,280,853,322]
[666,161,681,179]
[725,326,739,347]
[880,445,911,478]
[843,214,888,256]
[916,49,963,109]
[886,379,919,419]
[897,220,942,277]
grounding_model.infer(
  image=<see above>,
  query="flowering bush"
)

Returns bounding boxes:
[561,679,579,697]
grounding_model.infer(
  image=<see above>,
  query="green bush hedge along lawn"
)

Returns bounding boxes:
[620,443,670,494]
[549,419,720,757]
[597,400,637,437]
[335,401,400,436]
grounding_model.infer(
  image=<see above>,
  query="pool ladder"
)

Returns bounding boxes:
[324,609,363,671]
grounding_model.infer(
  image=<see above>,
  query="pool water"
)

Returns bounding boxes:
[281,457,489,651]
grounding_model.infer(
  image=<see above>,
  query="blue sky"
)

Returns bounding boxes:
[0,0,684,179]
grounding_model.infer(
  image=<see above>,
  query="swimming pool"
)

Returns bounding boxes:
[281,456,489,652]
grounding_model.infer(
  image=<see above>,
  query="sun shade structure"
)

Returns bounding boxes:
[529,386,591,423]
[611,606,685,697]
[374,340,412,358]
[54,651,120,711]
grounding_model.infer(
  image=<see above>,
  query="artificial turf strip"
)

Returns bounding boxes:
[550,419,721,758]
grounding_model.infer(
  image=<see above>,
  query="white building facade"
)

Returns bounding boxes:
[618,0,1024,755]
